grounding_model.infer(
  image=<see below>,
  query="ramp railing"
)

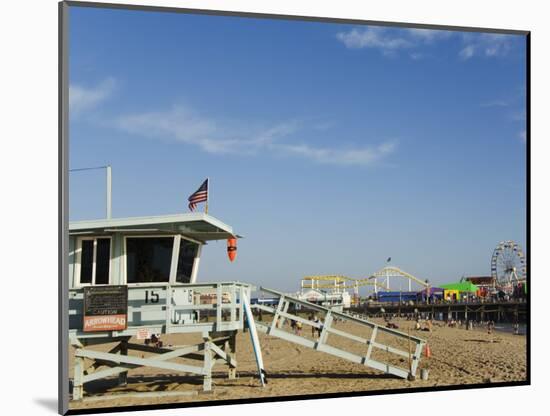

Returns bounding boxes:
[252,287,426,380]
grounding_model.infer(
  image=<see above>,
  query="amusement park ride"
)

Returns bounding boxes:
[301,274,388,293]
[301,266,431,305]
[370,266,430,293]
[299,242,527,304]
[491,240,527,293]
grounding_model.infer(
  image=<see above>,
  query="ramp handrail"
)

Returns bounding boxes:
[253,287,426,380]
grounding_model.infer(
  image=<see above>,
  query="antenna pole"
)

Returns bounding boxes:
[106,165,112,219]
[69,164,112,219]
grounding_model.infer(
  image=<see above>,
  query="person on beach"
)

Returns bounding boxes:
[487,320,495,334]
[316,317,323,337]
[290,319,296,333]
[311,315,318,337]
[296,320,303,336]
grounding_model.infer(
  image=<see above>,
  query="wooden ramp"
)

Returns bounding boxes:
[252,287,426,380]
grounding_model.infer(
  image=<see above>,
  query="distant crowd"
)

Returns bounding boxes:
[362,292,526,307]
[380,313,522,335]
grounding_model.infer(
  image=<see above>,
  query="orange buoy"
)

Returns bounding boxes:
[424,343,432,358]
[227,237,237,262]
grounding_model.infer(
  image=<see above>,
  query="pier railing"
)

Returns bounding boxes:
[360,297,527,308]
[348,299,527,324]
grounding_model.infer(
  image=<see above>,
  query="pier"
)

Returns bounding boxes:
[347,300,528,324]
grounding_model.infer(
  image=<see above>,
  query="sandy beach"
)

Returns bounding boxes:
[68,316,527,410]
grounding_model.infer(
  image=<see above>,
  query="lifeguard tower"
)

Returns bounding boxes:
[68,212,262,400]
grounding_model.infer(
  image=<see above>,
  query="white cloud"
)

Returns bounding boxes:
[481,99,510,108]
[336,26,518,61]
[459,33,515,60]
[69,77,116,114]
[336,26,453,57]
[480,90,526,133]
[409,52,424,60]
[459,45,475,60]
[407,28,453,42]
[114,104,396,166]
[114,105,296,155]
[336,27,412,54]
[519,130,526,143]
[273,140,397,166]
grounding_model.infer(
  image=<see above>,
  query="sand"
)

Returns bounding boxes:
[68,318,527,410]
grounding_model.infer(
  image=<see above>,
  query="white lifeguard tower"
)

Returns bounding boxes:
[68,212,263,400]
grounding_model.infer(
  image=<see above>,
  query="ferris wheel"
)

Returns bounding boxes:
[491,240,526,290]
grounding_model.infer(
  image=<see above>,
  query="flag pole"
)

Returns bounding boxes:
[205,177,209,215]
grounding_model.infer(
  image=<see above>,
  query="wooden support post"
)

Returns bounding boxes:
[225,331,237,379]
[318,312,333,346]
[165,286,172,332]
[73,355,84,401]
[279,300,290,328]
[269,296,285,333]
[216,284,222,331]
[230,286,237,323]
[410,341,423,377]
[407,328,412,378]
[203,338,213,391]
[365,326,378,361]
[118,339,128,386]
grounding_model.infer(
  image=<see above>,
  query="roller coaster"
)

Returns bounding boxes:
[301,274,389,295]
[301,266,430,297]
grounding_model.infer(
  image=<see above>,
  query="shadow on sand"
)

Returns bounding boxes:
[78,370,398,396]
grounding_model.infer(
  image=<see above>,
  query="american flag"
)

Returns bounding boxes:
[188,179,208,211]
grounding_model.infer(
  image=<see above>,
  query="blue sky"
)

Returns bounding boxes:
[68,6,527,292]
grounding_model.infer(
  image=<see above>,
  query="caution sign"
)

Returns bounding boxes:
[83,285,128,332]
